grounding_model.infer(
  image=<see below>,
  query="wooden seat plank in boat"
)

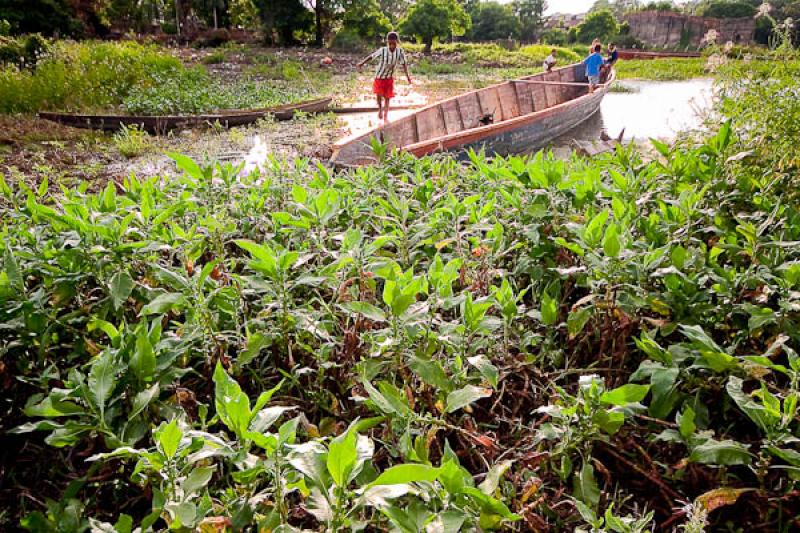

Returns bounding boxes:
[331,63,615,167]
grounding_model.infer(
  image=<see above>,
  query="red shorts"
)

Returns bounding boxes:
[373,78,394,98]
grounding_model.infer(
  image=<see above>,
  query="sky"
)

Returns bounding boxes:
[544,0,597,15]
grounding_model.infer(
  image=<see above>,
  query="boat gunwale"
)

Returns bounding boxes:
[331,63,610,152]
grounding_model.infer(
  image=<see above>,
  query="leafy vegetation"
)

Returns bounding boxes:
[3,47,800,531]
[400,0,472,54]
[0,41,326,115]
[615,57,708,80]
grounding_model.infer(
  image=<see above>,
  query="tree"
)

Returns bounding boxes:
[513,0,546,41]
[1,0,89,36]
[378,0,411,22]
[541,27,569,45]
[255,0,313,44]
[339,0,391,40]
[229,0,260,28]
[466,1,520,41]
[575,8,619,43]
[400,0,471,53]
[702,1,757,18]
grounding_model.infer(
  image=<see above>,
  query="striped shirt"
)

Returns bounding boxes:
[369,46,407,79]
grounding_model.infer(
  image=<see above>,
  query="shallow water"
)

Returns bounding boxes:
[548,78,714,150]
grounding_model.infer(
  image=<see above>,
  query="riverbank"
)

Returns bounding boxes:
[0,42,784,187]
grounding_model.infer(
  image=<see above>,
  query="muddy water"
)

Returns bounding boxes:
[548,78,714,151]
[337,83,429,135]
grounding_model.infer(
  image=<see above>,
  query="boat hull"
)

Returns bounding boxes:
[331,63,614,166]
[38,97,332,133]
[408,88,605,159]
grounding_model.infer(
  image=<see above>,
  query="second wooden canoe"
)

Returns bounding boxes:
[330,64,615,167]
[617,50,701,60]
[38,97,332,133]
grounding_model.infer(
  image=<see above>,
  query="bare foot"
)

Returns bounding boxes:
[377,110,383,121]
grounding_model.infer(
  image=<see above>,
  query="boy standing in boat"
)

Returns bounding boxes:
[584,44,604,93]
[358,31,412,122]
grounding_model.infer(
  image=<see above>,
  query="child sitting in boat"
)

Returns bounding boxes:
[543,48,558,72]
[584,44,604,93]
[357,31,413,122]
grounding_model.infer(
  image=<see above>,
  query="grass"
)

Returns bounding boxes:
[0,41,330,115]
[615,57,707,80]
[112,124,152,158]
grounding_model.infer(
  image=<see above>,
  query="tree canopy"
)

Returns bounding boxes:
[576,8,620,43]
[400,0,471,53]
[702,1,757,18]
[466,2,521,41]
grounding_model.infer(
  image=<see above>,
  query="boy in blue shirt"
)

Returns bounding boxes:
[584,44,604,92]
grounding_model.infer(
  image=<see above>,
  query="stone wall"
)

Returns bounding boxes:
[624,11,755,47]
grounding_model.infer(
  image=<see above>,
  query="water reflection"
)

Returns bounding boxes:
[548,78,714,151]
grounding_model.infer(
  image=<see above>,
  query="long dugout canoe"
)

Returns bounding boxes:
[330,64,615,167]
[38,97,333,134]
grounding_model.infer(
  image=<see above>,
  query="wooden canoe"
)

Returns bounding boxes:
[38,97,332,133]
[330,64,615,167]
[617,50,701,60]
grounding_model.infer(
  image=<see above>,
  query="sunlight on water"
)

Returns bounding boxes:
[241,135,268,176]
[550,78,714,150]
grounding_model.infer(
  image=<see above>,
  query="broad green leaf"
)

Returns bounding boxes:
[3,244,23,293]
[327,427,358,487]
[369,464,440,487]
[726,377,776,433]
[339,301,387,322]
[363,380,402,415]
[213,362,251,438]
[540,292,558,326]
[238,333,269,367]
[478,460,513,495]
[169,153,204,181]
[467,355,499,389]
[288,441,328,488]
[130,384,160,419]
[130,326,156,382]
[446,385,492,413]
[140,292,185,316]
[409,356,451,391]
[584,209,609,247]
[677,407,696,440]
[88,351,118,419]
[572,461,600,508]
[157,419,183,459]
[183,466,215,495]
[592,409,625,435]
[689,439,752,466]
[602,223,621,258]
[24,396,85,417]
[109,271,134,310]
[249,406,296,434]
[567,307,592,338]
[600,384,650,406]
